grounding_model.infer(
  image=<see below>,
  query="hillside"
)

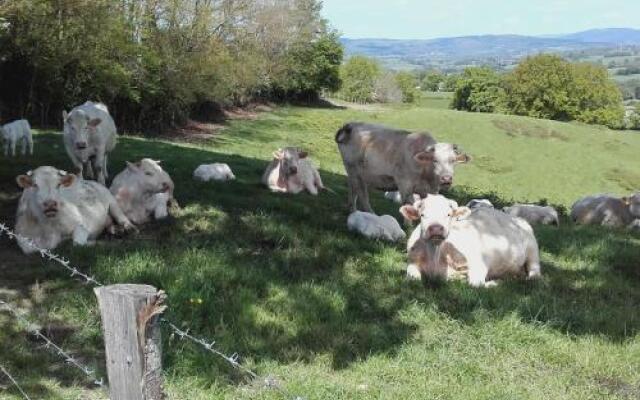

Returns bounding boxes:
[0,100,639,399]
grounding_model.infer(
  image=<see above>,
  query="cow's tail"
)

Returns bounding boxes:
[335,123,354,144]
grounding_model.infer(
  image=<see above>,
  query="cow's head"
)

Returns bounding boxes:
[410,135,469,191]
[62,109,102,158]
[16,166,76,219]
[125,158,174,195]
[623,192,640,218]
[400,194,469,243]
[273,147,307,178]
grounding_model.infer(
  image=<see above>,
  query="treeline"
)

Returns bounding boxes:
[451,55,625,129]
[0,0,342,133]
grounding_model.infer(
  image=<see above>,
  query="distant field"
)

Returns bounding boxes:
[1,102,639,399]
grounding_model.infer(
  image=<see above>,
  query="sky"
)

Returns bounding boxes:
[321,0,640,39]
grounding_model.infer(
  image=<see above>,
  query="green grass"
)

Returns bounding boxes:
[0,102,639,399]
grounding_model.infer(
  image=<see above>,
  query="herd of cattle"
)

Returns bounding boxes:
[2,101,639,287]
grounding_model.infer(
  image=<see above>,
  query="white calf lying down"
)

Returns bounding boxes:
[262,147,324,195]
[193,163,235,182]
[402,194,542,287]
[466,199,494,209]
[384,191,420,204]
[2,119,33,156]
[347,211,406,242]
[110,159,176,225]
[15,166,134,253]
[503,204,559,226]
[571,193,640,229]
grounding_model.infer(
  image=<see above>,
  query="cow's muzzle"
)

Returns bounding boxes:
[426,224,446,243]
[439,175,453,190]
[75,142,88,150]
[42,200,59,217]
[288,166,298,175]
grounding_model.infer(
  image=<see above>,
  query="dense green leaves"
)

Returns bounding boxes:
[452,67,506,113]
[338,56,381,103]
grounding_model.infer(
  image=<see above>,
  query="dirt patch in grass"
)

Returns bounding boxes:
[473,155,514,174]
[595,376,640,399]
[605,168,640,191]
[493,119,569,141]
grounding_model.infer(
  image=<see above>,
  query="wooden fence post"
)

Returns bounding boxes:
[94,284,167,400]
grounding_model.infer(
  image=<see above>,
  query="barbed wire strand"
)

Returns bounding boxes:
[0,365,33,400]
[0,299,104,388]
[0,223,103,287]
[0,222,303,399]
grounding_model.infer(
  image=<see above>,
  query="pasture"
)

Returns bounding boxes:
[1,100,640,399]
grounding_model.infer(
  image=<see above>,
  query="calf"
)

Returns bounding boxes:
[110,159,176,225]
[335,122,469,212]
[193,163,235,182]
[347,211,406,242]
[503,204,559,226]
[262,147,324,195]
[2,119,33,156]
[571,193,640,229]
[63,101,117,185]
[15,166,134,253]
[402,195,541,287]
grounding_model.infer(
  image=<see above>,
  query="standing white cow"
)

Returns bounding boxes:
[262,147,324,195]
[571,193,640,229]
[14,166,135,253]
[402,194,542,287]
[1,119,33,156]
[62,101,117,185]
[110,159,176,225]
[503,204,559,226]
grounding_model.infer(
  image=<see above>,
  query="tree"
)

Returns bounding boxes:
[395,71,419,103]
[373,72,402,103]
[422,71,443,92]
[451,67,506,113]
[339,56,380,103]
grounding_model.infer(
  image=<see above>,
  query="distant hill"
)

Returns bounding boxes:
[341,28,640,63]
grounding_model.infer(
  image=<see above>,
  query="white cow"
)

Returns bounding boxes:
[402,194,542,287]
[2,119,33,156]
[262,147,324,195]
[63,101,117,185]
[15,166,134,254]
[193,163,235,182]
[110,159,175,225]
[571,193,640,229]
[384,191,420,204]
[347,211,406,242]
[503,204,559,226]
[466,199,494,209]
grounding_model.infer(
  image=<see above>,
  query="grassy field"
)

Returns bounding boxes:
[1,100,639,399]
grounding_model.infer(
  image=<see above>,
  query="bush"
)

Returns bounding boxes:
[339,56,380,103]
[422,72,444,92]
[451,67,506,113]
[395,71,419,103]
[373,72,402,103]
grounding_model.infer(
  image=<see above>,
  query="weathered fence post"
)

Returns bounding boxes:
[94,284,167,400]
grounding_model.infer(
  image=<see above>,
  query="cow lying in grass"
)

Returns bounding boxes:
[262,147,324,195]
[15,166,135,253]
[503,204,559,226]
[571,193,640,229]
[193,163,235,182]
[402,194,542,287]
[1,119,33,157]
[110,159,176,225]
[347,210,406,242]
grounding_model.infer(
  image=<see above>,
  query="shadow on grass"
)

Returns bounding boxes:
[0,133,639,388]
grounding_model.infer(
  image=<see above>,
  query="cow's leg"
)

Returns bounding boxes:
[397,182,416,205]
[72,225,92,246]
[304,177,319,195]
[356,178,373,213]
[108,197,136,231]
[83,161,94,180]
[342,164,360,210]
[93,154,106,185]
[466,255,490,287]
[27,133,33,155]
[152,193,170,220]
[406,264,422,280]
[10,139,16,157]
[313,168,325,190]
[525,242,542,279]
[103,153,109,179]
[21,137,27,155]
[64,145,84,177]
[3,140,8,156]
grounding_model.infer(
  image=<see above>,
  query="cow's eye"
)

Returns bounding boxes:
[145,171,153,176]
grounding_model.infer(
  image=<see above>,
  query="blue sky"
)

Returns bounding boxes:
[321,0,640,39]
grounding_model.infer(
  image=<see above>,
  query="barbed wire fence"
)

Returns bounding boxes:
[0,364,32,400]
[0,222,304,400]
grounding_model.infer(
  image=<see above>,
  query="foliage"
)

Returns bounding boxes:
[451,67,506,113]
[504,55,624,128]
[338,56,380,103]
[373,72,402,103]
[422,71,444,91]
[0,0,343,132]
[394,71,419,103]
[628,103,640,130]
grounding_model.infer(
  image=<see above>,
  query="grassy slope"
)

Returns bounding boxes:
[0,101,639,400]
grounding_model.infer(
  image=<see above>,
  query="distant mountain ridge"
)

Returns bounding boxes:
[342,28,640,62]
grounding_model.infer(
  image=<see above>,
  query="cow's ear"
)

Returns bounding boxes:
[87,118,102,129]
[456,153,470,163]
[414,151,434,164]
[62,110,69,121]
[622,197,631,206]
[273,149,283,160]
[298,150,308,159]
[60,174,76,187]
[16,175,33,188]
[449,200,459,209]
[451,206,471,220]
[400,204,420,221]
[126,161,139,171]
